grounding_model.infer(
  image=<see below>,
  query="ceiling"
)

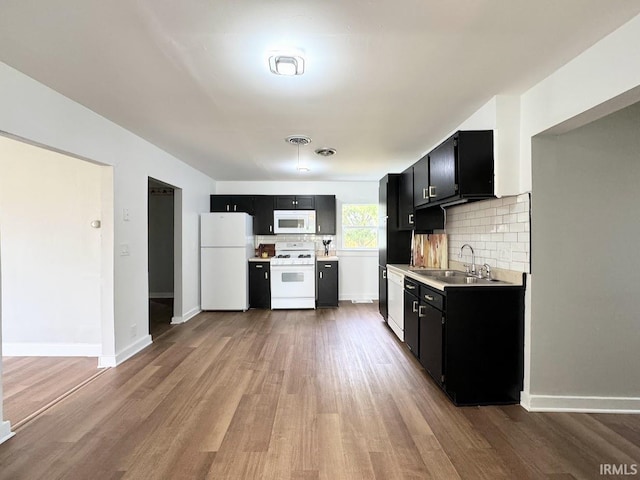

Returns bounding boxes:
[1,1,639,182]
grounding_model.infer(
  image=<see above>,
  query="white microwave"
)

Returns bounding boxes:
[273,210,316,234]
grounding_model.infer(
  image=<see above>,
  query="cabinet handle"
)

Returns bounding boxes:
[255,264,263,269]
[407,284,416,290]
[383,270,387,279]
[226,204,230,211]
[324,264,332,268]
[422,188,428,199]
[265,272,269,280]
[409,213,414,224]
[320,271,323,279]
[269,225,272,232]
[318,225,321,232]
[412,300,418,313]
[418,305,426,317]
[233,204,237,211]
[425,294,434,301]
[429,186,437,198]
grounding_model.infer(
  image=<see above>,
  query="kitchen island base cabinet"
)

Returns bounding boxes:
[248,261,271,309]
[317,260,338,308]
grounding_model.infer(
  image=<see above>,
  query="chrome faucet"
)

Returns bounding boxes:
[459,244,475,274]
[481,263,492,280]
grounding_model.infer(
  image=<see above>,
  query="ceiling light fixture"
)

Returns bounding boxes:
[315,147,336,157]
[269,53,305,76]
[285,135,312,173]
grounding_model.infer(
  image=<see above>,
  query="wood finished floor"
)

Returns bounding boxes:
[1,303,639,479]
[2,356,98,427]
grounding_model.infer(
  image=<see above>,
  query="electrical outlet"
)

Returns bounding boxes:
[131,324,137,339]
[498,245,512,262]
[119,243,130,256]
[123,208,130,221]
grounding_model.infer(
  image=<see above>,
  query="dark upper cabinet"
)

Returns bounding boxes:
[275,195,315,210]
[379,174,411,266]
[428,130,494,205]
[412,154,430,208]
[210,195,255,214]
[248,261,270,309]
[315,195,336,235]
[253,195,275,235]
[398,166,415,230]
[317,260,338,307]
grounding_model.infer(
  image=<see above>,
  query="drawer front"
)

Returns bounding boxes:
[404,277,419,295]
[420,285,444,311]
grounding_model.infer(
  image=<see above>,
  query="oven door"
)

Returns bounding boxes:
[273,210,316,234]
[270,264,316,309]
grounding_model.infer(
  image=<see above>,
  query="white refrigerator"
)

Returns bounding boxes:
[200,212,254,310]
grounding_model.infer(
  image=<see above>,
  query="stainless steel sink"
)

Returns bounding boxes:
[412,269,507,285]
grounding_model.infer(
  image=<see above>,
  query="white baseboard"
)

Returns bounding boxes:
[522,393,640,413]
[114,335,152,366]
[0,421,14,445]
[98,355,116,368]
[339,294,377,302]
[149,292,174,299]
[2,342,101,357]
[171,306,201,325]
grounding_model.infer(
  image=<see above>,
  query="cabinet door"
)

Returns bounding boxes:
[253,195,275,235]
[275,196,296,210]
[317,261,338,307]
[249,262,270,309]
[419,302,444,385]
[413,154,430,208]
[210,195,231,212]
[231,195,255,214]
[315,195,336,234]
[398,166,415,230]
[378,266,387,320]
[403,291,419,358]
[295,195,315,209]
[428,137,457,202]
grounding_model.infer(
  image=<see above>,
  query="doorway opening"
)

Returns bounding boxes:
[148,178,177,339]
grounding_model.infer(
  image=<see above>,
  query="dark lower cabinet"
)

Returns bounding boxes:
[418,285,445,385]
[403,278,419,357]
[248,261,270,309]
[317,261,338,307]
[378,266,387,320]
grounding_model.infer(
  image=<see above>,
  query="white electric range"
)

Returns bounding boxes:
[270,242,316,309]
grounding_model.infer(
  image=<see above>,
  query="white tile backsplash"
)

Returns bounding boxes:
[445,193,531,273]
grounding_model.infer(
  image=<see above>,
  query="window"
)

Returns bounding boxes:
[342,204,378,249]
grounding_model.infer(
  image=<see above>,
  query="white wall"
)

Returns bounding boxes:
[216,181,379,301]
[0,229,16,444]
[529,103,640,412]
[0,138,103,355]
[0,61,216,366]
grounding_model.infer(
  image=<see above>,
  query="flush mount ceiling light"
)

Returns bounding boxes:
[315,147,336,157]
[269,54,305,76]
[285,135,312,172]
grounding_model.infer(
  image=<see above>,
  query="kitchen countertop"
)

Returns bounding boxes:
[317,256,339,261]
[387,264,524,292]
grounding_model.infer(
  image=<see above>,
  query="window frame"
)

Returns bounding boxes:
[340,203,379,250]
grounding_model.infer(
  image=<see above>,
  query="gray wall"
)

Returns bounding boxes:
[531,102,640,396]
[148,181,174,297]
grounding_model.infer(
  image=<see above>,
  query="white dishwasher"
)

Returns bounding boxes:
[387,269,404,341]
